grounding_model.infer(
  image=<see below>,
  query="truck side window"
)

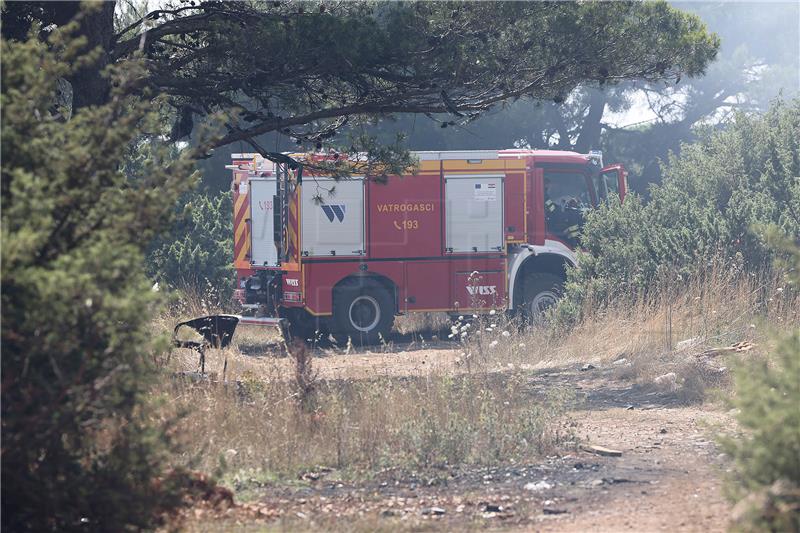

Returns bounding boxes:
[543,171,592,247]
[603,170,620,199]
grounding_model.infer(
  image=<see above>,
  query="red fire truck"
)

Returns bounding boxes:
[228,149,625,344]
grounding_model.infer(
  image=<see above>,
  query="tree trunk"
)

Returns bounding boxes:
[574,89,607,153]
[67,2,116,110]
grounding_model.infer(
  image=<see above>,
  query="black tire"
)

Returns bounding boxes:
[522,273,564,324]
[332,279,395,345]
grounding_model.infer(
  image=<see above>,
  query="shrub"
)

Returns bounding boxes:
[560,100,800,324]
[722,237,800,532]
[1,20,197,531]
[147,190,234,305]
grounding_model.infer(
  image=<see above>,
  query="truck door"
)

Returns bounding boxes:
[543,170,593,248]
[598,164,627,202]
[249,178,280,267]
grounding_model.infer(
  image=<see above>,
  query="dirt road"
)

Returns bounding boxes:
[183,351,732,532]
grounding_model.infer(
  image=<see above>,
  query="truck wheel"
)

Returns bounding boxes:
[333,279,394,345]
[522,273,564,324]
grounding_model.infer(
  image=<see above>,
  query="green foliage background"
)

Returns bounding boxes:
[558,100,800,323]
[147,190,234,305]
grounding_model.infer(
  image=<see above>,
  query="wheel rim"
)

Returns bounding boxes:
[530,290,558,317]
[348,295,381,332]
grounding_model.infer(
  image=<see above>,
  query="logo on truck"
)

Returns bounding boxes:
[466,285,497,296]
[467,285,497,296]
[320,204,346,223]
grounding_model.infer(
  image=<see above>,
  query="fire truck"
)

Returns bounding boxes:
[212,148,626,345]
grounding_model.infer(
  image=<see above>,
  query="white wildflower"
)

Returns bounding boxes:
[502,331,511,337]
[489,309,496,316]
[152,282,160,292]
[489,340,499,348]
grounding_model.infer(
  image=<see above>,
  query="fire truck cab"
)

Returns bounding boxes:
[229,149,626,343]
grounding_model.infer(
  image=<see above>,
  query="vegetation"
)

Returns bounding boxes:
[5,1,797,530]
[558,100,800,324]
[147,190,234,305]
[0,20,198,530]
[722,237,800,532]
[165,364,573,485]
[2,1,719,164]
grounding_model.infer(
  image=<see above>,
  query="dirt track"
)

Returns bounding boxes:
[182,343,733,532]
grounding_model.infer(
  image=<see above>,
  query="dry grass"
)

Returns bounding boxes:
[156,370,574,493]
[149,265,798,497]
[463,265,799,403]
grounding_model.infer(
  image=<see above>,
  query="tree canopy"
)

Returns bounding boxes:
[2,1,719,160]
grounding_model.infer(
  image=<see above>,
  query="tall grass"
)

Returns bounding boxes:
[464,262,798,403]
[152,261,798,493]
[157,370,573,489]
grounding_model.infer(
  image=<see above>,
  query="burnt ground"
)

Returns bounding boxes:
[181,362,732,532]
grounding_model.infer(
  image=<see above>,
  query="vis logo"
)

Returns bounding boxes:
[466,285,497,296]
[320,204,346,223]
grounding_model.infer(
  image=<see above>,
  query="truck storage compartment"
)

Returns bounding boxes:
[301,177,365,257]
[367,174,442,258]
[403,261,451,312]
[451,263,506,311]
[249,178,279,267]
[444,174,504,253]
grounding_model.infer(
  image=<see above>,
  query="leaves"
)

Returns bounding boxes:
[1,23,197,531]
[558,100,800,323]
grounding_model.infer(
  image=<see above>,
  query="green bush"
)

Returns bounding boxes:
[1,22,196,531]
[722,236,800,531]
[559,100,800,323]
[147,190,234,305]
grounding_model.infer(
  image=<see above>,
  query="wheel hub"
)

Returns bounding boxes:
[530,290,558,317]
[348,295,380,332]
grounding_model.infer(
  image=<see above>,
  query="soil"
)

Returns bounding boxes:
[181,340,734,532]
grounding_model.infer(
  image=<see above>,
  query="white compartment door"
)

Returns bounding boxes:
[301,178,365,256]
[249,178,279,266]
[445,175,504,253]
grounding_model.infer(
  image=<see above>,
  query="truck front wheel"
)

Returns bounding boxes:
[522,273,564,324]
[333,279,394,345]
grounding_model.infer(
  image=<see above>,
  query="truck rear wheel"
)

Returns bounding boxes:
[522,273,564,324]
[333,279,394,345]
